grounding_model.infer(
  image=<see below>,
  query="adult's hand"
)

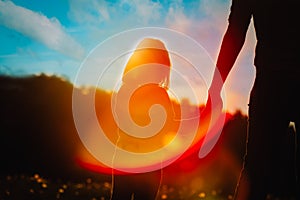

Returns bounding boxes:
[204,89,223,117]
[198,89,224,158]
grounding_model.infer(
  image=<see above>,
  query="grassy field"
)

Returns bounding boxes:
[0,173,235,200]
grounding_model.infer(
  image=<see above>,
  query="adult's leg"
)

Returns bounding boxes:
[243,72,291,200]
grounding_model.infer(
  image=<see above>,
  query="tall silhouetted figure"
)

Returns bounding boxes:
[208,0,300,199]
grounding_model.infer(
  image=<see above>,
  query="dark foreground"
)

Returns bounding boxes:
[1,174,298,200]
[0,173,235,200]
[0,76,297,200]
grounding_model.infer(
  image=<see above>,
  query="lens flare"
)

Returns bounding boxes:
[72,27,226,174]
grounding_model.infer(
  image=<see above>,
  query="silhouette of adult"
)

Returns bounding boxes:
[207,0,300,199]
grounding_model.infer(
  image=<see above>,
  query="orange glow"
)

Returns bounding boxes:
[122,38,171,87]
[76,38,231,175]
[106,83,181,153]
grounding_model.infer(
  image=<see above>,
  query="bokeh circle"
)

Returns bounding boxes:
[72,27,226,173]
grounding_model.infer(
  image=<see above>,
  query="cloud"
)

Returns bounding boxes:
[68,0,110,25]
[120,0,162,24]
[0,0,85,60]
[165,4,192,33]
[164,0,230,58]
[68,0,161,26]
[198,0,230,30]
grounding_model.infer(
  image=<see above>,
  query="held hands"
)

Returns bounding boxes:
[203,68,224,118]
[198,87,224,158]
[206,88,223,116]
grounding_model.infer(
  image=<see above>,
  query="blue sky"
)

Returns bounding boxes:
[0,0,256,114]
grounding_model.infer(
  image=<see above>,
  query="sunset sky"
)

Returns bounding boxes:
[0,0,257,114]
